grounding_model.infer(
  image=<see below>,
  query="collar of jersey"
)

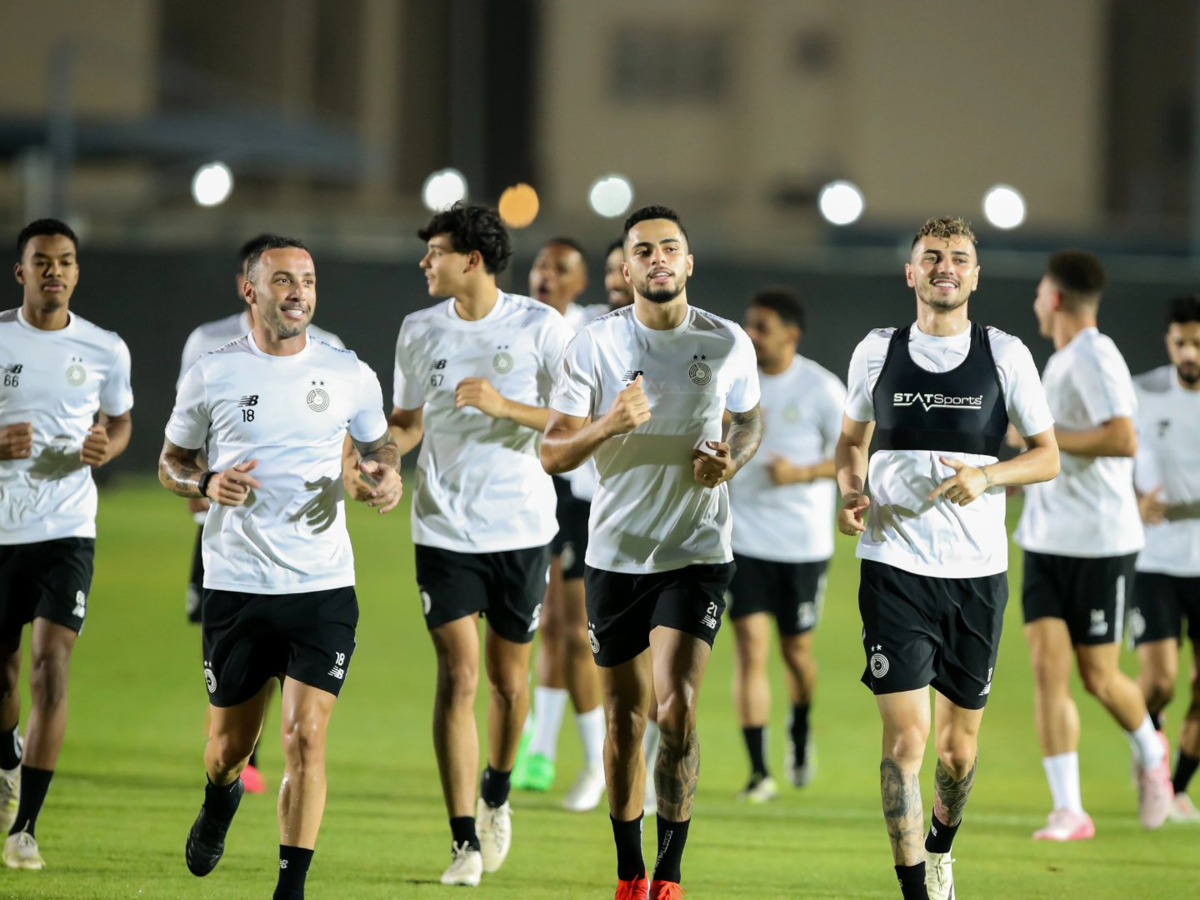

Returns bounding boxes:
[631,305,693,336]
[17,307,75,335]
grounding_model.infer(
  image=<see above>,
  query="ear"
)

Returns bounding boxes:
[464,250,483,274]
[13,263,24,287]
[685,253,695,276]
[904,262,916,288]
[969,265,981,292]
[241,275,256,307]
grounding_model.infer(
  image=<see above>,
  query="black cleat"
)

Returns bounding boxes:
[185,778,244,876]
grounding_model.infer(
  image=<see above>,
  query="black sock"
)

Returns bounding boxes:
[0,726,21,771]
[610,814,645,881]
[790,705,811,764]
[895,862,929,899]
[203,777,243,820]
[450,816,480,851]
[652,815,690,884]
[742,726,768,779]
[273,845,313,900]
[924,811,960,854]
[248,742,260,769]
[1174,751,1200,796]
[480,766,511,808]
[1150,710,1164,732]
[9,766,53,837]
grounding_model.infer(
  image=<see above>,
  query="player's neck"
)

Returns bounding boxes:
[545,296,575,317]
[634,293,688,330]
[1052,313,1095,351]
[453,282,500,321]
[759,352,794,376]
[914,304,969,337]
[20,299,69,331]
[252,326,308,357]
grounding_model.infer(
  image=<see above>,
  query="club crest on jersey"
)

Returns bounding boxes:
[492,346,514,375]
[307,380,330,412]
[65,356,86,386]
[688,354,711,386]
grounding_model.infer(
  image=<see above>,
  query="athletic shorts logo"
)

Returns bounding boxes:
[528,602,542,633]
[204,662,217,694]
[797,601,816,630]
[588,625,600,655]
[1128,608,1146,641]
[979,666,994,696]
[560,542,575,573]
[328,651,347,681]
[868,644,889,678]
[492,349,514,375]
[65,359,86,386]
[701,601,719,631]
[307,383,330,412]
[1088,608,1108,637]
[688,357,711,386]
[72,590,87,619]
[419,589,432,616]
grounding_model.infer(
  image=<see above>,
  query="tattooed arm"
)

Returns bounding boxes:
[694,404,763,489]
[348,429,403,514]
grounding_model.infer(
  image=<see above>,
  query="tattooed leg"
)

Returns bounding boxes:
[933,757,977,827]
[881,757,925,865]
[655,729,700,822]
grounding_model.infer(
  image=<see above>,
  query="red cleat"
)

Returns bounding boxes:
[616,875,649,899]
[650,880,685,899]
[241,764,267,795]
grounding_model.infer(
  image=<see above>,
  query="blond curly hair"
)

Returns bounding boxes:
[911,216,977,249]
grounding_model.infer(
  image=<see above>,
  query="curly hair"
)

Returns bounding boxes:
[910,216,977,249]
[418,203,513,275]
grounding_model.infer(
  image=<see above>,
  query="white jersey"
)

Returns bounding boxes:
[563,302,607,334]
[552,305,761,574]
[178,310,343,389]
[394,292,572,553]
[846,324,1053,578]
[1133,366,1200,576]
[561,303,608,503]
[1015,328,1144,558]
[731,355,846,563]
[165,334,387,594]
[0,309,133,544]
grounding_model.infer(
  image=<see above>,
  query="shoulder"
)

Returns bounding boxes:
[307,323,344,348]
[692,306,742,335]
[70,313,129,352]
[399,301,448,336]
[188,312,243,340]
[0,309,19,327]
[795,354,846,391]
[853,327,896,357]
[505,292,562,323]
[1134,365,1173,395]
[983,325,1034,362]
[1076,330,1133,375]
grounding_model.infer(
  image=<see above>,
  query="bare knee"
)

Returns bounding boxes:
[605,703,647,752]
[656,688,698,744]
[1079,665,1117,702]
[488,670,526,711]
[29,648,71,708]
[210,729,257,772]
[435,654,478,707]
[562,622,591,660]
[1143,676,1176,712]
[281,718,326,776]
[936,739,977,780]
[884,723,928,766]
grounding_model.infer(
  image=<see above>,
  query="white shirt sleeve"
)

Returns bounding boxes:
[844,331,890,423]
[392,319,425,411]
[819,373,849,455]
[164,361,210,450]
[1078,340,1136,423]
[551,330,597,418]
[178,327,204,390]
[993,334,1055,437]
[350,361,389,443]
[100,337,134,417]
[538,315,573,404]
[725,327,761,414]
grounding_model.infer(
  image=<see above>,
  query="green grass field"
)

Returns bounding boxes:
[2,479,1196,898]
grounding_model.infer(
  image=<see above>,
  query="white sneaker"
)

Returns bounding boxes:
[0,767,19,834]
[1032,808,1095,841]
[735,775,779,804]
[562,766,606,812]
[1169,792,1200,823]
[643,768,657,816]
[4,830,44,871]
[440,840,482,887]
[1137,751,1174,830]
[476,798,511,873]
[785,730,816,787]
[925,851,955,900]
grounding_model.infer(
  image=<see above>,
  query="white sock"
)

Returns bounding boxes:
[576,707,605,769]
[1128,713,1165,770]
[643,720,661,768]
[529,687,568,759]
[1043,752,1084,813]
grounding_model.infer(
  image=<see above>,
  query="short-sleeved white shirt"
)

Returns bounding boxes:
[731,355,846,563]
[0,308,133,544]
[1133,366,1200,576]
[560,303,608,503]
[394,292,572,553]
[552,305,761,574]
[1015,328,1144,558]
[165,334,387,594]
[845,324,1053,578]
[178,310,343,389]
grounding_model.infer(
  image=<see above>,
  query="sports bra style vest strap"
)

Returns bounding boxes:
[871,321,1008,457]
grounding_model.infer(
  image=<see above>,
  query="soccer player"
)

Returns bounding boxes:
[177,235,345,796]
[1015,250,1175,840]
[385,204,572,886]
[160,235,401,900]
[604,238,635,311]
[1128,295,1200,822]
[729,286,845,801]
[0,219,133,871]
[837,217,1058,900]
[543,205,763,900]
[515,238,607,812]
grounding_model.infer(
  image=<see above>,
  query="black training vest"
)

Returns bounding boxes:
[871,321,1008,457]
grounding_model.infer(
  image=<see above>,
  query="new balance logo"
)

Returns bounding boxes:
[623,369,644,383]
[327,665,346,680]
[238,395,259,407]
[431,359,447,370]
[979,666,994,696]
[700,601,719,631]
[892,392,983,411]
[1088,609,1108,637]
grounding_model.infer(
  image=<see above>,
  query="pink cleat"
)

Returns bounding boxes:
[1033,809,1096,841]
[240,764,267,795]
[1137,744,1174,831]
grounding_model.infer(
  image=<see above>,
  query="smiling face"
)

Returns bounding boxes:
[624,218,693,305]
[905,235,979,315]
[419,233,474,299]
[529,242,587,312]
[15,234,79,311]
[245,247,316,341]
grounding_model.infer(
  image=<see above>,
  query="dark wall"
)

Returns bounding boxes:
[57,248,1192,479]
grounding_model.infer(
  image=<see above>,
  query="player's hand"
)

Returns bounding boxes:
[80,423,114,468]
[1004,423,1026,450]
[0,422,33,460]
[766,454,811,486]
[1139,486,1169,525]
[603,375,651,436]
[187,497,211,515]
[358,459,403,514]
[207,460,261,507]
[928,456,988,506]
[455,378,509,419]
[838,491,870,535]
[693,441,735,489]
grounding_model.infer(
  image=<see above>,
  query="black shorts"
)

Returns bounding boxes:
[201,586,358,707]
[1021,550,1137,646]
[550,476,590,581]
[728,554,828,636]
[1128,571,1200,649]
[186,526,204,624]
[858,560,1006,711]
[415,543,551,644]
[0,538,94,642]
[584,563,734,668]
